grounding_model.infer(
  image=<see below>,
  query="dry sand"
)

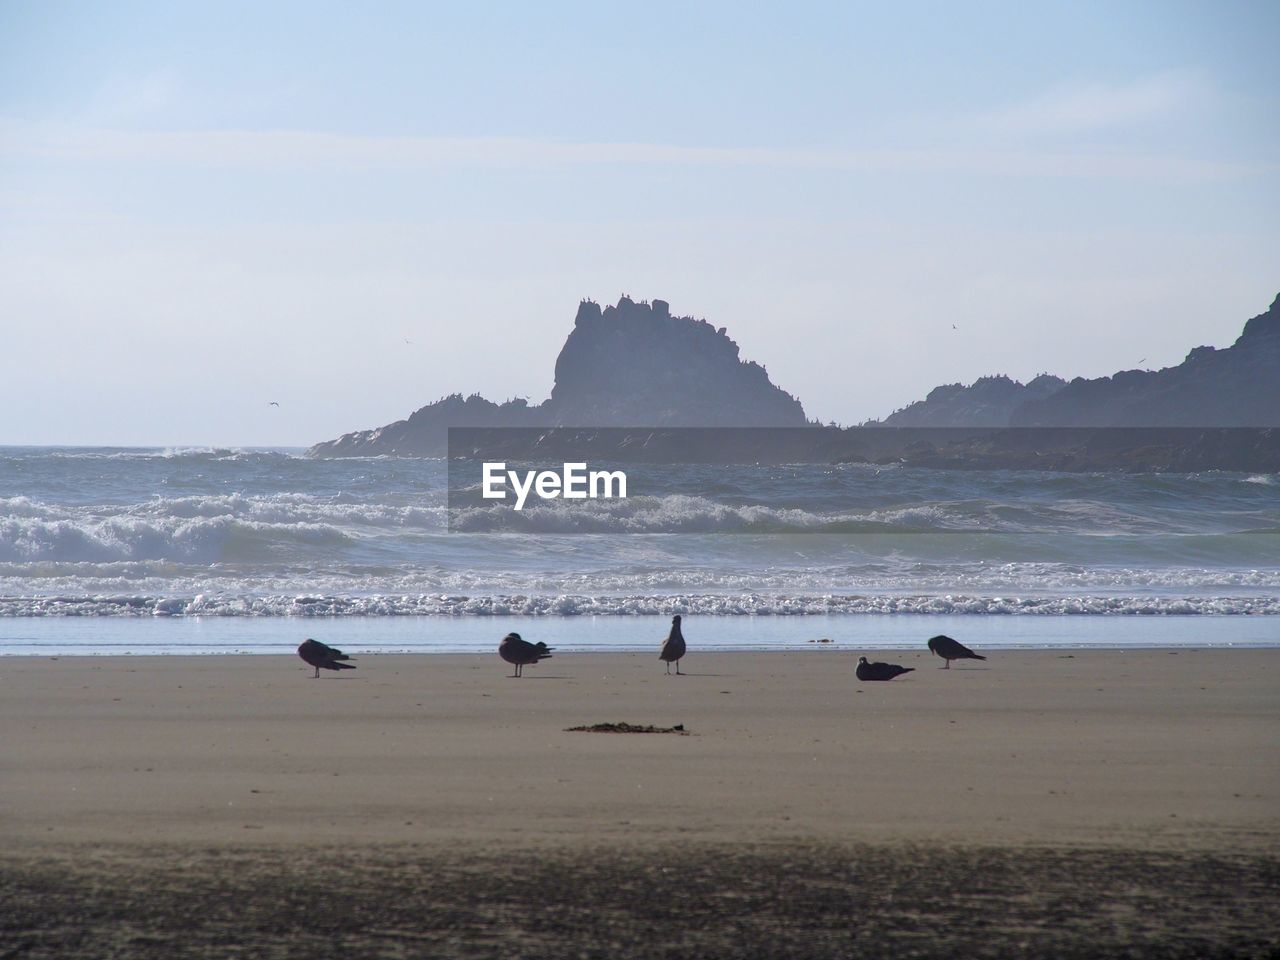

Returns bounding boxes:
[2,648,1278,957]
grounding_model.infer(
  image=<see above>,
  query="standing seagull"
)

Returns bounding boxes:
[659,615,686,675]
[499,632,553,677]
[856,656,914,681]
[297,638,356,678]
[927,634,986,669]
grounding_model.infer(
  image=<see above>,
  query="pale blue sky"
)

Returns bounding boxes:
[1,1,1277,444]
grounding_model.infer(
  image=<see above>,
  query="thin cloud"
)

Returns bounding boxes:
[972,72,1209,136]
[0,116,1262,182]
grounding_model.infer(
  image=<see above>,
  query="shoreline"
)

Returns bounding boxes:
[4,610,1279,657]
[5,643,1280,658]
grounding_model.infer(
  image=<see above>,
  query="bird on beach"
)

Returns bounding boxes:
[297,638,356,678]
[499,632,553,677]
[856,656,915,681]
[927,634,986,669]
[660,614,686,675]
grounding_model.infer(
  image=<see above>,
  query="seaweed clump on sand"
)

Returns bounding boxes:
[565,722,687,734]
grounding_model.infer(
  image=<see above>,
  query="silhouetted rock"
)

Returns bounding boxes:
[311,291,1280,458]
[874,294,1278,429]
[882,374,1066,427]
[1011,294,1280,427]
[309,297,808,457]
[446,424,1280,473]
[550,296,806,429]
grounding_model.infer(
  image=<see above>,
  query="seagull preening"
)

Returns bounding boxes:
[297,638,356,678]
[499,632,554,677]
[927,634,986,669]
[659,614,686,675]
[856,656,915,681]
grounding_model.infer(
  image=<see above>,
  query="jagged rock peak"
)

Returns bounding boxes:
[308,294,809,457]
[549,295,803,425]
[1011,291,1280,427]
[1236,291,1280,344]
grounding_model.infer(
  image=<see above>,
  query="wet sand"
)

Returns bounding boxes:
[2,649,1278,956]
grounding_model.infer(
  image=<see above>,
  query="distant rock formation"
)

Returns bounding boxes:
[875,293,1279,429]
[445,425,1280,473]
[881,374,1066,427]
[308,296,808,457]
[1011,294,1280,427]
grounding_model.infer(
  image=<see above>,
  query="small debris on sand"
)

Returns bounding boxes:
[566,722,687,734]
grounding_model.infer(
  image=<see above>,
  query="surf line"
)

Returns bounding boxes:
[481,462,627,511]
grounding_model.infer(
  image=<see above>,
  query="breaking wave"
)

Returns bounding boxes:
[2,592,1277,618]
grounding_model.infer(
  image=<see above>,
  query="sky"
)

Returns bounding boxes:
[1,0,1277,445]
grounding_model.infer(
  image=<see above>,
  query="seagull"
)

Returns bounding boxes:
[659,614,686,675]
[297,638,356,678]
[856,656,914,681]
[499,632,553,677]
[269,401,280,407]
[927,634,986,669]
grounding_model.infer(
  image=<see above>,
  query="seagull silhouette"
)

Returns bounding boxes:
[297,639,356,678]
[268,401,280,407]
[499,632,553,677]
[927,634,986,669]
[856,656,915,681]
[660,615,686,674]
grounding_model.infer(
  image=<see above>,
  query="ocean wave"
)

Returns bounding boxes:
[448,495,1037,534]
[0,494,449,562]
[0,512,360,563]
[1,592,1277,618]
[17,446,309,464]
[2,558,1278,598]
[445,490,1273,535]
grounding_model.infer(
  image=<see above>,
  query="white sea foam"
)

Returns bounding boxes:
[1,592,1276,618]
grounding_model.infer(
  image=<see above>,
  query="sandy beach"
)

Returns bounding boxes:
[3,648,1278,957]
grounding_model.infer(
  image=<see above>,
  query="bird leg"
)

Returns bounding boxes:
[313,667,320,678]
[676,661,682,675]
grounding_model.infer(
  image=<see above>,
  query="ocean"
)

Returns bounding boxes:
[1,445,1277,654]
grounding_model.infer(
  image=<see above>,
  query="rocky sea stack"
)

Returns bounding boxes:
[308,296,808,457]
